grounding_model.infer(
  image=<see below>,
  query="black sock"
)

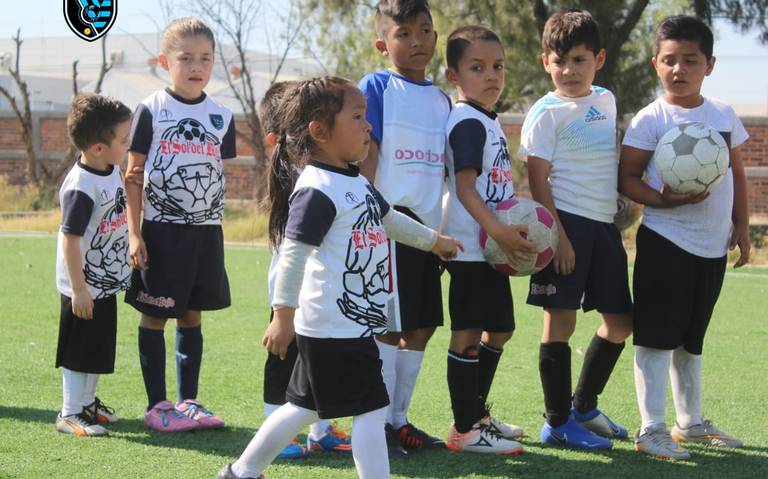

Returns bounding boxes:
[539,342,571,428]
[447,347,480,433]
[176,326,203,401]
[138,327,166,409]
[477,341,503,417]
[573,335,625,414]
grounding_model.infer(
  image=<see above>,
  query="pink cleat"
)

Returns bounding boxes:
[176,399,225,429]
[144,400,198,432]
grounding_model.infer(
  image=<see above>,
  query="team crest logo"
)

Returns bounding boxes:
[209,114,224,130]
[63,0,117,42]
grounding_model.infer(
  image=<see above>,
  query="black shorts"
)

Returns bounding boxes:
[263,310,299,405]
[446,261,515,332]
[527,209,632,314]
[633,225,726,354]
[387,206,443,332]
[56,294,117,374]
[286,335,389,419]
[125,220,231,318]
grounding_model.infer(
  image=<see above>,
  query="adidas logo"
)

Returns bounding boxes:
[585,106,607,123]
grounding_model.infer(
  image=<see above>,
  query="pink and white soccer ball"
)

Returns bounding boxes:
[479,197,559,276]
[654,122,729,195]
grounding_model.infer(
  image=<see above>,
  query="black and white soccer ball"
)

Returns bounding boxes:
[177,119,207,142]
[654,122,729,195]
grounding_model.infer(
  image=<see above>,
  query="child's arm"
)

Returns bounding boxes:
[382,209,462,260]
[126,151,148,270]
[360,140,379,183]
[62,234,93,320]
[527,156,575,275]
[730,146,750,267]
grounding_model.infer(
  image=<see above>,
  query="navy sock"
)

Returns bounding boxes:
[573,335,625,413]
[447,347,481,433]
[138,327,166,409]
[539,342,571,428]
[176,325,203,401]
[477,341,503,417]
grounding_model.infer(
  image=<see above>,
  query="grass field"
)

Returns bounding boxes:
[1,235,766,479]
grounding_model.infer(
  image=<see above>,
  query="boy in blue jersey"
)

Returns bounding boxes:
[358,0,451,453]
[520,9,633,450]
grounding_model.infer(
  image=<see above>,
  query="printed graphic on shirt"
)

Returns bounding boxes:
[85,187,130,298]
[486,131,513,206]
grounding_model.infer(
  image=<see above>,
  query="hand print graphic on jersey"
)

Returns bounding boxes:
[146,117,225,223]
[336,186,390,338]
[84,187,131,298]
[485,130,513,206]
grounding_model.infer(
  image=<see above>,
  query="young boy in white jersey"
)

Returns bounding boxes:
[441,25,537,455]
[125,17,237,432]
[520,9,633,450]
[357,0,451,452]
[259,81,352,457]
[55,93,132,436]
[620,15,750,460]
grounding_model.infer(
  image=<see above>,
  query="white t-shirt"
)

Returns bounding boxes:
[130,88,237,225]
[442,101,515,261]
[284,161,392,339]
[519,86,619,223]
[56,160,131,299]
[358,69,451,229]
[623,96,749,258]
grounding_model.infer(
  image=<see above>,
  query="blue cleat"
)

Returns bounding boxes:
[572,406,629,439]
[540,415,613,450]
[307,423,352,454]
[276,438,308,459]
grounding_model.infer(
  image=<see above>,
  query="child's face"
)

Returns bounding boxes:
[542,44,605,98]
[652,39,715,107]
[88,119,131,168]
[159,34,215,100]
[323,86,372,167]
[376,12,437,79]
[446,40,505,110]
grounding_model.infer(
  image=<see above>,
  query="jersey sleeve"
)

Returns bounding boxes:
[519,107,557,161]
[60,189,94,236]
[358,73,387,145]
[220,117,237,159]
[370,185,391,217]
[728,106,750,149]
[285,187,337,247]
[449,119,486,175]
[622,110,658,151]
[129,103,154,155]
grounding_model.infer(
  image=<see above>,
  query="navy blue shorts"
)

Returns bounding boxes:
[56,294,117,374]
[446,261,515,332]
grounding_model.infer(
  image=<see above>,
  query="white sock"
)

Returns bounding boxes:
[263,402,281,418]
[670,347,703,428]
[231,403,318,478]
[83,373,99,407]
[634,346,672,432]
[375,339,398,425]
[351,406,390,479]
[62,368,88,417]
[309,419,331,440]
[391,349,424,428]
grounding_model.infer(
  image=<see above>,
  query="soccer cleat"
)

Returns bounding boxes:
[671,419,743,448]
[84,397,119,425]
[635,424,691,460]
[176,399,225,429]
[540,416,613,450]
[482,416,525,440]
[55,412,109,437]
[307,423,353,454]
[216,464,265,479]
[144,400,198,432]
[276,438,309,459]
[446,422,524,455]
[385,423,408,456]
[395,422,446,449]
[571,406,628,439]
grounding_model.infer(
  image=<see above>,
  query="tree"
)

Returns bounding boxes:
[696,0,768,43]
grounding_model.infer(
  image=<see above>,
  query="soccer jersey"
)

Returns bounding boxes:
[56,160,130,299]
[358,69,451,229]
[284,161,391,339]
[519,86,618,223]
[442,101,515,261]
[623,96,749,258]
[129,88,236,225]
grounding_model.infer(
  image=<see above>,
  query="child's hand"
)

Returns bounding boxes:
[129,234,149,271]
[494,224,537,263]
[659,185,709,207]
[125,166,144,187]
[730,223,751,268]
[554,232,575,275]
[431,234,463,261]
[262,308,295,359]
[72,289,94,320]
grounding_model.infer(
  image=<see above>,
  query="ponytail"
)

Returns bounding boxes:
[267,135,298,249]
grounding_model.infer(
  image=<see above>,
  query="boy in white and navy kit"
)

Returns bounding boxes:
[55,94,132,437]
[521,10,632,450]
[620,16,749,459]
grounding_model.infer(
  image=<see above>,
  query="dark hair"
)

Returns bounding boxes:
[375,0,432,38]
[259,81,298,135]
[67,93,132,151]
[268,76,350,248]
[161,16,215,53]
[541,9,601,57]
[654,15,714,60]
[446,25,503,70]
